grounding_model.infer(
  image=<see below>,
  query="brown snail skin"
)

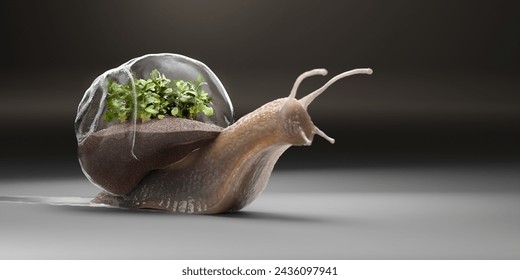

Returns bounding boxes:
[89,68,373,214]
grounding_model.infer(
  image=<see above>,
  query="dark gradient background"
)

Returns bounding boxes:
[1,0,518,179]
[1,0,520,260]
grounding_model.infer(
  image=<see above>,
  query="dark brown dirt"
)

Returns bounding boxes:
[78,117,222,195]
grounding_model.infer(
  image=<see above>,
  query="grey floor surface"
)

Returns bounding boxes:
[1,166,519,259]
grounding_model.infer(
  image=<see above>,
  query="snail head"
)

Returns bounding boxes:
[280,68,373,146]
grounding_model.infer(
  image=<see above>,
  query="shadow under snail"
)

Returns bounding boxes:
[75,53,372,214]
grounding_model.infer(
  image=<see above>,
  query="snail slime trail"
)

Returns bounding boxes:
[2,54,372,213]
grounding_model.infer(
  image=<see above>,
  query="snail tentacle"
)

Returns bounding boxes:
[314,126,335,144]
[287,68,328,100]
[299,68,373,108]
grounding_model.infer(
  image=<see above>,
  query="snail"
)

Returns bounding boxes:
[75,53,372,214]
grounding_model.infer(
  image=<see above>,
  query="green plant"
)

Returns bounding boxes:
[104,69,214,123]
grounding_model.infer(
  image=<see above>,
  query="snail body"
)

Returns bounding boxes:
[76,54,372,214]
[93,98,300,213]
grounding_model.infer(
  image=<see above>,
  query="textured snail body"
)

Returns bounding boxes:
[93,98,305,213]
[77,54,372,214]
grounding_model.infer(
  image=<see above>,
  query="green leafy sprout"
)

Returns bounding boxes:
[103,69,214,123]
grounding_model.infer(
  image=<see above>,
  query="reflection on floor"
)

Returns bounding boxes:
[1,167,519,259]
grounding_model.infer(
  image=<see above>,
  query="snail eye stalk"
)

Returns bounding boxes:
[283,68,373,144]
[299,68,373,109]
[287,68,328,100]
